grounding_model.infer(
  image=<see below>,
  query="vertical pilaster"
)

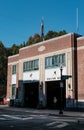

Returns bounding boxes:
[39,56,46,107]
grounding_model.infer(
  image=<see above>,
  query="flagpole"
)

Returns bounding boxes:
[76,8,78,33]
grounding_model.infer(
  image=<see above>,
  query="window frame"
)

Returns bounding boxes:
[12,65,16,74]
[45,53,66,69]
[12,84,16,99]
[23,59,39,72]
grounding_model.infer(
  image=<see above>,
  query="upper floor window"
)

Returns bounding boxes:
[23,59,39,72]
[12,65,16,74]
[45,54,66,68]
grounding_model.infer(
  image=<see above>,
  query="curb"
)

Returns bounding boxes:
[0,105,84,118]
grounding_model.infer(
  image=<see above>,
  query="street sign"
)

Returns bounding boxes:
[62,75,72,80]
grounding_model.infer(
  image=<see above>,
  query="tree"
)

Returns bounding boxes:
[58,30,67,36]
[26,36,34,46]
[0,41,7,87]
[44,30,67,40]
[33,34,41,43]
[10,44,19,55]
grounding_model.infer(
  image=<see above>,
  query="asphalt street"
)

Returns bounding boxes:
[0,105,84,129]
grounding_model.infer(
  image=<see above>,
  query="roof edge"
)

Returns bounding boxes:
[20,33,74,51]
[8,54,19,59]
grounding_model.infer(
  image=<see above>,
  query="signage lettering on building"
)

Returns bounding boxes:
[47,77,56,81]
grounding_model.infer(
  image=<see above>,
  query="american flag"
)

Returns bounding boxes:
[41,17,44,40]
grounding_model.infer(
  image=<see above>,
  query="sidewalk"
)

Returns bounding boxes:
[0,104,84,118]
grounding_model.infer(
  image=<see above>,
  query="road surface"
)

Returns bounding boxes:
[0,109,84,129]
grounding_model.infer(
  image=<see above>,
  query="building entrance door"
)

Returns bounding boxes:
[24,82,39,108]
[46,80,66,109]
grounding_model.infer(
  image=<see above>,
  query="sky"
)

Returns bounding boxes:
[0,0,84,47]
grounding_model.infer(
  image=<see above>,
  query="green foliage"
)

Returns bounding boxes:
[26,36,34,46]
[0,41,7,86]
[44,30,67,40]
[33,34,41,43]
[10,44,19,54]
[26,33,42,46]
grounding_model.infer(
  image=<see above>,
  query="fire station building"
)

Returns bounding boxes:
[7,33,84,109]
